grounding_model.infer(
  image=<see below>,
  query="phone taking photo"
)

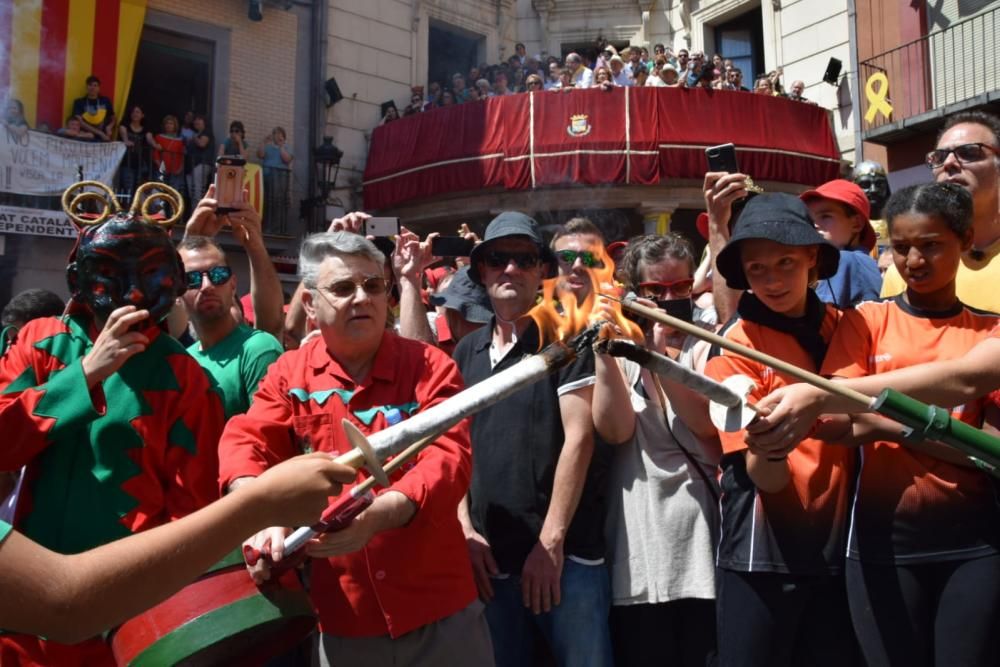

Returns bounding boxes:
[431,236,475,257]
[214,156,246,214]
[365,217,400,237]
[705,143,739,174]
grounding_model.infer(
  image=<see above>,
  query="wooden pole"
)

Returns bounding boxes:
[616,297,876,409]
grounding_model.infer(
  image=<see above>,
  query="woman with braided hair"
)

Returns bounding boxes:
[594,233,720,667]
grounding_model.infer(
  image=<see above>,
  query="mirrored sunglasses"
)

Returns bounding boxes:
[555,249,603,268]
[185,265,233,290]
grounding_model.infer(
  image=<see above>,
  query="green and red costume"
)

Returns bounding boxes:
[0,314,224,666]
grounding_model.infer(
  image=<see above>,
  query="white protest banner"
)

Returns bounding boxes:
[0,128,125,196]
[0,205,77,239]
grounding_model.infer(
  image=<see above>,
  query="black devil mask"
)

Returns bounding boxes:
[63,181,186,323]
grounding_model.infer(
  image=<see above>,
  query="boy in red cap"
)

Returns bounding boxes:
[800,179,882,308]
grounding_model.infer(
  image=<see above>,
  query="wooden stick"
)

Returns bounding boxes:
[614,297,876,409]
[348,433,435,497]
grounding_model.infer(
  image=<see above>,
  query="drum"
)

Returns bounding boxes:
[109,549,316,666]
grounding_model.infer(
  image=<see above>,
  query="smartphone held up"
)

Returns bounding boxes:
[364,217,400,237]
[215,156,246,214]
[705,143,764,196]
[705,143,739,174]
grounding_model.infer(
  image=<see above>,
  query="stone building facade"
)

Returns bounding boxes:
[324,0,858,215]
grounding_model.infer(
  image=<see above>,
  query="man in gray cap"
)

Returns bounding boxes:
[453,212,613,667]
[429,266,492,355]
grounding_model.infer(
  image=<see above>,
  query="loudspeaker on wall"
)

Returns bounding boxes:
[325,77,344,107]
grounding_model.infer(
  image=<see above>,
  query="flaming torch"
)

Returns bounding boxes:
[245,322,604,566]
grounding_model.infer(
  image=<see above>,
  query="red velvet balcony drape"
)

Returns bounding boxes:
[363,87,842,210]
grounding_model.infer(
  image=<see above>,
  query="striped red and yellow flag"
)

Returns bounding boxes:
[1,0,147,131]
[244,162,265,217]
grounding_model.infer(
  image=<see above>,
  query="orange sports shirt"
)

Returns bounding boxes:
[822,296,1000,564]
[706,302,855,574]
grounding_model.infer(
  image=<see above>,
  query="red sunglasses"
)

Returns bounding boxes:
[637,278,694,297]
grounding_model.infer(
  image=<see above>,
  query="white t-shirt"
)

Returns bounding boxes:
[604,346,720,605]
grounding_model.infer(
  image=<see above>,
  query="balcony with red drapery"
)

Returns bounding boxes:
[362,87,842,212]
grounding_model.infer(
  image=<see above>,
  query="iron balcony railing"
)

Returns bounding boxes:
[860,5,1000,132]
[0,150,299,237]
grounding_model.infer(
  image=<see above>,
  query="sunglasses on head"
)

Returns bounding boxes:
[323,276,388,299]
[926,142,999,168]
[185,266,232,290]
[637,278,694,299]
[555,249,604,268]
[483,251,541,270]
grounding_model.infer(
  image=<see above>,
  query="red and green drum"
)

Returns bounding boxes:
[109,549,316,666]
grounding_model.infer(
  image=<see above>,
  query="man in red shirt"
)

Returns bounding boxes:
[219,231,493,665]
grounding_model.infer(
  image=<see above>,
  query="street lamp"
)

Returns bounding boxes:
[303,136,344,230]
[314,136,343,202]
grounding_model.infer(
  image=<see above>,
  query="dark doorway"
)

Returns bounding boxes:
[714,7,765,85]
[128,27,213,132]
[428,20,484,88]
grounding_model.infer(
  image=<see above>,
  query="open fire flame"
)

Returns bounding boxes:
[529,244,645,344]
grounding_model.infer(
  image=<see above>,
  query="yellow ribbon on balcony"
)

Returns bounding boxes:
[864,72,893,123]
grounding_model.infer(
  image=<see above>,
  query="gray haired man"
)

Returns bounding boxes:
[220,232,494,666]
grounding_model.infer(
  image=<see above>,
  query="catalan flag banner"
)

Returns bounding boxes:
[0,0,147,131]
[244,162,264,218]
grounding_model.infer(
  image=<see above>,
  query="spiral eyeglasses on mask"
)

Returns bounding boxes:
[185,266,233,290]
[925,142,1000,169]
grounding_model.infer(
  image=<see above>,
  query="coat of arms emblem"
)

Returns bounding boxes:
[566,114,591,137]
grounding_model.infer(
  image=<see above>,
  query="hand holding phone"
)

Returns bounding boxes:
[364,217,400,237]
[215,156,246,214]
[705,143,739,174]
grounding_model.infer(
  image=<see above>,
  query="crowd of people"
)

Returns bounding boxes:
[382,41,811,123]
[1,75,294,234]
[0,104,999,667]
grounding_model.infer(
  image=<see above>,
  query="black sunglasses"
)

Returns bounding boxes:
[483,251,541,270]
[926,142,999,168]
[323,276,388,299]
[185,266,232,290]
[555,249,603,268]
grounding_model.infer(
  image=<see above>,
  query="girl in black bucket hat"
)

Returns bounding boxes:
[705,193,860,666]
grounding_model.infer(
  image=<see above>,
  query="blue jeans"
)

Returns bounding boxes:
[485,559,613,667]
